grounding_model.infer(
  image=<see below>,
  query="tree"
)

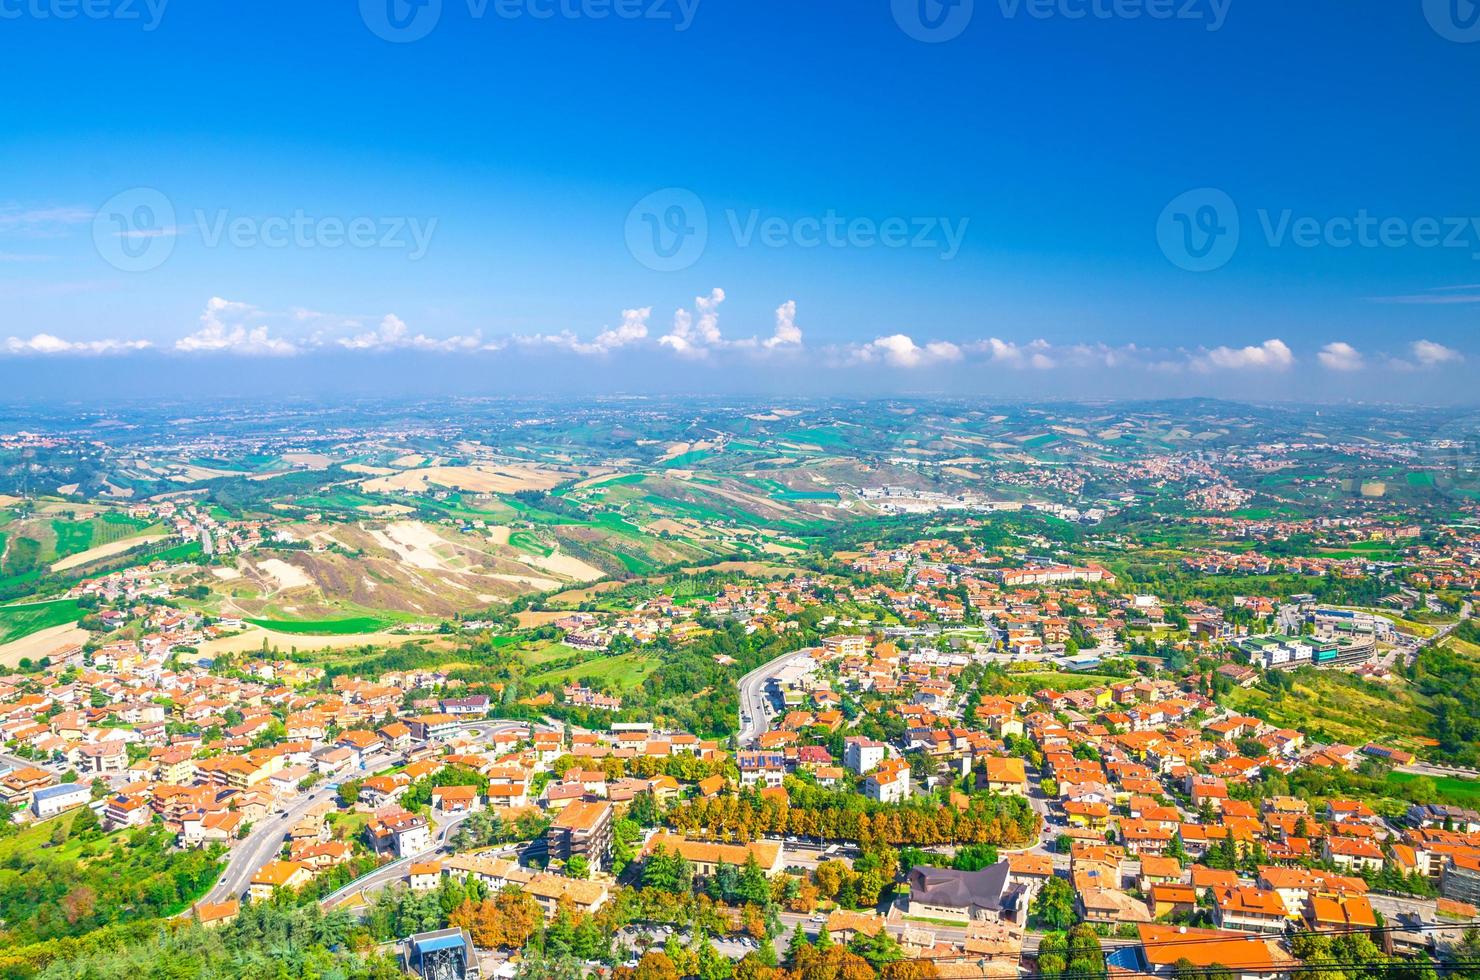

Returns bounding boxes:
[628,790,661,827]
[1066,923,1107,980]
[1031,876,1078,931]
[565,854,589,879]
[882,962,942,979]
[850,929,904,970]
[952,843,999,871]
[695,933,734,980]
[449,889,541,950]
[738,854,772,906]
[633,950,681,980]
[643,844,694,894]
[794,943,876,980]
[787,923,813,965]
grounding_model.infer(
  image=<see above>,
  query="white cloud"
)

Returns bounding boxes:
[1192,338,1294,372]
[660,287,726,357]
[1371,285,1480,305]
[972,337,1056,370]
[0,204,92,238]
[581,306,651,355]
[339,314,486,353]
[1061,342,1144,369]
[852,334,963,369]
[340,313,409,350]
[518,306,652,356]
[2,333,152,355]
[1317,341,1364,372]
[175,297,299,356]
[762,300,803,350]
[1411,339,1463,367]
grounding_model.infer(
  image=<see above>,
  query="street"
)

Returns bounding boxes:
[737,650,815,747]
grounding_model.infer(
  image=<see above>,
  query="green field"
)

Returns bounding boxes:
[528,650,657,689]
[999,671,1123,692]
[579,474,647,491]
[1386,771,1480,805]
[48,513,154,561]
[50,520,94,559]
[509,530,553,556]
[245,615,394,635]
[518,637,580,665]
[0,808,89,863]
[1222,669,1431,747]
[661,450,714,467]
[0,598,84,644]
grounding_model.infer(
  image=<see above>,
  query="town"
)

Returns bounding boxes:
[2,398,1480,980]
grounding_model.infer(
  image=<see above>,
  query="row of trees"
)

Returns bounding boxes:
[664,785,1038,849]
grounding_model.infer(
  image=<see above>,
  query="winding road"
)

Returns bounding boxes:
[198,720,555,906]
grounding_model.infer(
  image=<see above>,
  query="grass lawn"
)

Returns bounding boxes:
[245,615,393,635]
[1222,671,1431,747]
[997,671,1124,692]
[0,598,84,644]
[519,637,579,666]
[1444,635,1480,659]
[1386,771,1480,805]
[529,650,657,689]
[327,810,371,837]
[0,808,85,862]
[1383,615,1439,638]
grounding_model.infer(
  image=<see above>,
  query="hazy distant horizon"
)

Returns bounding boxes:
[1,355,1479,411]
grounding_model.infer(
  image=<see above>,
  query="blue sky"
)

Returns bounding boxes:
[1,0,1477,399]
